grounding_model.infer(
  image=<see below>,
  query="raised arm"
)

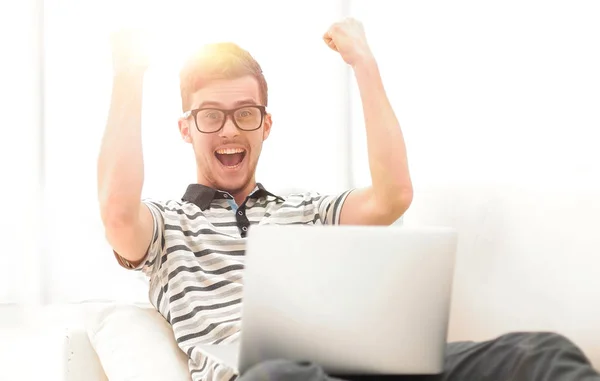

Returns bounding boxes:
[323,18,413,225]
[97,30,155,266]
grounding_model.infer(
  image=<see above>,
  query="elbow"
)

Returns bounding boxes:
[390,187,413,220]
[370,187,413,225]
[99,196,140,229]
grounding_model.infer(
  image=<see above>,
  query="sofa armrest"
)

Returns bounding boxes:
[63,327,107,381]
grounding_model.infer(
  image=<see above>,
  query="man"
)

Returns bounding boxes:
[97,18,600,381]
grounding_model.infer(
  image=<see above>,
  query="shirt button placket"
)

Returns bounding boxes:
[236,207,250,237]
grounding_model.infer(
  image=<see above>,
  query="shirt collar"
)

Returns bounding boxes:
[181,183,284,211]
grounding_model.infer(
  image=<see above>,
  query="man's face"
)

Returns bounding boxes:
[179,76,271,195]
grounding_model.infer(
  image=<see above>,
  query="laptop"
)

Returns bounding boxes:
[196,224,458,376]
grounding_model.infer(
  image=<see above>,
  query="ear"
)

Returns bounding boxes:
[178,119,193,144]
[262,113,272,141]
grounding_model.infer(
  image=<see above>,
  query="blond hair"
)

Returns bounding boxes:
[179,43,268,112]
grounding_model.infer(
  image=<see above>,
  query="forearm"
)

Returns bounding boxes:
[353,57,412,203]
[97,72,146,223]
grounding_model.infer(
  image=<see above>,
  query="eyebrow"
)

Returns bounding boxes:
[197,99,259,109]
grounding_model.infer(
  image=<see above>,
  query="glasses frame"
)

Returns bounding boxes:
[181,105,266,134]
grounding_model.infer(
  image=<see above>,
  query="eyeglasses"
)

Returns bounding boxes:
[182,105,266,134]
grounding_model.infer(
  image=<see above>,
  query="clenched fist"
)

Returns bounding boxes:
[109,28,151,75]
[323,18,374,67]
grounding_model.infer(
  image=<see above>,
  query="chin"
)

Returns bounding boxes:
[213,171,252,194]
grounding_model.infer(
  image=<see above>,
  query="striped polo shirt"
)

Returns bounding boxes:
[114,183,352,381]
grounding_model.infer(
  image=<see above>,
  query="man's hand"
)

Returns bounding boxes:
[323,18,374,67]
[109,28,151,75]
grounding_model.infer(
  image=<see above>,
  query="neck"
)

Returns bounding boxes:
[230,180,257,206]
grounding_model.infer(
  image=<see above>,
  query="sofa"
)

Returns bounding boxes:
[55,296,599,381]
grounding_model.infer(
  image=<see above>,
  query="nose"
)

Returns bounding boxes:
[218,115,239,139]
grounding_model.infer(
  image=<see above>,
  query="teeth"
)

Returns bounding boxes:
[216,148,245,155]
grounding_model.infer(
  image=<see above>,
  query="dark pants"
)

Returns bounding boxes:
[239,332,600,381]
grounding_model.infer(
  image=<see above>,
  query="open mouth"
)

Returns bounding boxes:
[214,147,247,169]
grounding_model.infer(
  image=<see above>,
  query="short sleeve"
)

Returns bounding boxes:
[313,189,354,225]
[113,199,165,276]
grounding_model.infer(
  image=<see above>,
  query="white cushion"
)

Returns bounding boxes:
[85,303,191,381]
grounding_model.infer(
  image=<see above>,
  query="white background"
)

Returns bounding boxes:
[1,0,599,366]
[0,0,43,307]
[349,1,600,189]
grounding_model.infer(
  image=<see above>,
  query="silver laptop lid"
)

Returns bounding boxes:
[237,225,458,375]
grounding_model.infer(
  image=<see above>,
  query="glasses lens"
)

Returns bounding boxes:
[234,106,262,130]
[195,107,263,132]
[196,109,225,133]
